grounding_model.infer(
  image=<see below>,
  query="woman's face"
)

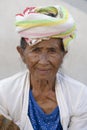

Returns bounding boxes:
[17,38,66,80]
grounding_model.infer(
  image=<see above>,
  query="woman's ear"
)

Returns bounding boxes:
[16,46,23,55]
[64,51,68,56]
[16,46,26,63]
[62,50,68,58]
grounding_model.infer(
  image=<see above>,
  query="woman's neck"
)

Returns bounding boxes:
[30,74,58,114]
[30,75,56,95]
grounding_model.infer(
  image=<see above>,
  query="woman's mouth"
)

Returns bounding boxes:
[37,68,51,75]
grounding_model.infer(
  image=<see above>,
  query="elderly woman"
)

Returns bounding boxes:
[0,5,87,130]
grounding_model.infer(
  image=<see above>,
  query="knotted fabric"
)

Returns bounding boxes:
[15,5,76,51]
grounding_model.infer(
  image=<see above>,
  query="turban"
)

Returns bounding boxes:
[15,5,76,51]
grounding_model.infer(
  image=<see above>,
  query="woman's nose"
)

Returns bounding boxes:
[39,53,48,64]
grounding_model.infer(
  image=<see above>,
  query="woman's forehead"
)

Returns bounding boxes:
[29,38,62,48]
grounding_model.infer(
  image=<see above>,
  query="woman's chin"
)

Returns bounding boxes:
[34,73,54,81]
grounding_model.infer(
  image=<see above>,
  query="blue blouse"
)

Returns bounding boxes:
[28,90,63,130]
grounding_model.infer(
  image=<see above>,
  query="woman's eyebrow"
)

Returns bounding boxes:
[30,45,42,50]
[33,45,42,48]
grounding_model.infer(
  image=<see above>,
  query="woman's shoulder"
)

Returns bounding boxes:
[57,72,87,112]
[56,71,87,102]
[57,71,87,90]
[0,70,29,122]
[0,70,28,83]
[0,70,29,93]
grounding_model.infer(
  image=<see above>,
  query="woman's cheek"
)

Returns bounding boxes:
[25,55,39,70]
[53,55,64,69]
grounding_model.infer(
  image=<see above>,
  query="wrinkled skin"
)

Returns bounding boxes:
[17,38,67,114]
[0,115,20,130]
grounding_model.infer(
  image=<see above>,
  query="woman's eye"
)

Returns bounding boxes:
[32,47,41,52]
[48,48,56,53]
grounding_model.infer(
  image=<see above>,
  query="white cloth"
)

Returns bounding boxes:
[0,70,87,130]
[15,5,76,51]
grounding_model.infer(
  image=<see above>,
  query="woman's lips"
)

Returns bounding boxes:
[37,68,51,75]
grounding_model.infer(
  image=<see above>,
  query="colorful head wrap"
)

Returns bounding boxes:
[15,5,76,51]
